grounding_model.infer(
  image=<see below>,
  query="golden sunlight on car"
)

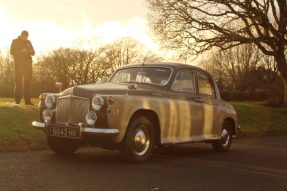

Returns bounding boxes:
[32,62,238,163]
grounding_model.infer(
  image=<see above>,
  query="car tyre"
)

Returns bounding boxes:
[212,121,233,152]
[47,137,80,155]
[119,115,154,163]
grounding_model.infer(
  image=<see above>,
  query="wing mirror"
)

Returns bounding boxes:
[55,82,63,93]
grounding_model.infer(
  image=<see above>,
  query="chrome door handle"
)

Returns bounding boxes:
[152,93,162,96]
[193,98,205,103]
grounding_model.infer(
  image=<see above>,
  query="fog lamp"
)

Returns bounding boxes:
[43,109,53,123]
[85,111,97,126]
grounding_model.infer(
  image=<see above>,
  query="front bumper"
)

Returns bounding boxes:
[32,121,119,137]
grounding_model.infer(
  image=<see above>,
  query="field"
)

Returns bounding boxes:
[0,98,287,151]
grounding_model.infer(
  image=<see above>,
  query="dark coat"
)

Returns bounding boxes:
[10,37,35,62]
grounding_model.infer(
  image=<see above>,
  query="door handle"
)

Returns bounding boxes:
[193,98,205,103]
[152,93,162,96]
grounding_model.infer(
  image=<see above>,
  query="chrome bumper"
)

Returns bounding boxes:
[32,121,46,129]
[32,121,119,135]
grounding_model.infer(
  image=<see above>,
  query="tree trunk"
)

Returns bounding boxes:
[283,76,287,106]
[275,53,287,106]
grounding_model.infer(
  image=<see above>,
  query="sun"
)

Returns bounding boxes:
[0,5,159,58]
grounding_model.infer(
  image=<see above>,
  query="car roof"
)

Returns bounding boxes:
[113,62,221,99]
[119,62,206,72]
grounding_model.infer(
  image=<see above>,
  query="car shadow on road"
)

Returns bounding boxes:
[155,143,214,156]
[47,149,125,166]
[45,142,240,166]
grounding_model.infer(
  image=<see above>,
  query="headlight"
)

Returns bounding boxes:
[43,109,53,123]
[85,111,97,126]
[92,95,104,111]
[45,94,55,109]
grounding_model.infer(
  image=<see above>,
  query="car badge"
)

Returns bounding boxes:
[65,122,69,127]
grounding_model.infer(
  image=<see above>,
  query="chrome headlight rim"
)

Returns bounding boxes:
[44,94,56,109]
[92,95,105,111]
[42,109,53,123]
[85,111,97,126]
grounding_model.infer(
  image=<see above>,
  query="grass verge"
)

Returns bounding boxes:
[232,102,287,136]
[0,98,47,151]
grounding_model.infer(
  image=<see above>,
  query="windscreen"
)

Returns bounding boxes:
[109,67,172,86]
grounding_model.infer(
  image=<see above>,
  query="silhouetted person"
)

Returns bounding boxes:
[10,30,35,105]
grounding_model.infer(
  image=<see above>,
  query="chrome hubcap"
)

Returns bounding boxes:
[221,129,230,147]
[133,129,150,156]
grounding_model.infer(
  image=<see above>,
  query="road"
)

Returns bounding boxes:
[0,135,287,191]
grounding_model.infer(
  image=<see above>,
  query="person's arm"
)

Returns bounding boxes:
[10,39,23,57]
[28,41,35,56]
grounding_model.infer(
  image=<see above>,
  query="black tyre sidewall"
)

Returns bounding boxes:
[213,122,233,152]
[120,115,155,163]
[47,136,80,155]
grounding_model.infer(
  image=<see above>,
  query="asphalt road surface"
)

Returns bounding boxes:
[0,135,287,191]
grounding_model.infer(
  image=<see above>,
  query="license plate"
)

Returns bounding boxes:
[50,127,80,138]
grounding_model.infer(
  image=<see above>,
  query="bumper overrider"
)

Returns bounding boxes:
[32,121,119,139]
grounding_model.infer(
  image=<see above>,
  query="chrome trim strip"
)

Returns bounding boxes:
[57,95,90,101]
[161,135,220,144]
[32,121,45,129]
[32,120,119,135]
[83,127,119,134]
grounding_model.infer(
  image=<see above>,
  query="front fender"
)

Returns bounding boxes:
[107,95,162,143]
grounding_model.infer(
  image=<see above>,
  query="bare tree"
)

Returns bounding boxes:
[98,37,162,71]
[37,48,106,88]
[0,52,14,96]
[36,38,163,90]
[97,38,140,71]
[147,0,287,104]
[200,44,282,101]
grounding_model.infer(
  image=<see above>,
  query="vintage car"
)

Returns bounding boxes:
[32,62,239,163]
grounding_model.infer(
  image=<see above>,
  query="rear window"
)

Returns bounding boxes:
[198,73,214,97]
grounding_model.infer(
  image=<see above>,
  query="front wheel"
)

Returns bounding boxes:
[212,121,233,152]
[119,115,154,163]
[47,137,80,155]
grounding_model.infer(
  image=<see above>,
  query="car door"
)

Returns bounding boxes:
[196,71,219,137]
[166,69,204,142]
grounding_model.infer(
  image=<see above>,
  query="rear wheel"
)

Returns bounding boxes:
[212,121,233,152]
[47,137,80,155]
[119,115,154,163]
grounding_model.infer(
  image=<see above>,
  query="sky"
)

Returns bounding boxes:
[0,0,162,56]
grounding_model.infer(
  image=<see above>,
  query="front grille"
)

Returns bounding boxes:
[56,96,90,125]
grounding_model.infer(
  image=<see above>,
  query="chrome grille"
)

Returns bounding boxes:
[56,96,90,124]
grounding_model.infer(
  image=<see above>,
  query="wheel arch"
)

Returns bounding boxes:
[127,109,161,145]
[223,117,236,135]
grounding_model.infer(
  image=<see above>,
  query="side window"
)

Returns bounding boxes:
[198,73,214,97]
[181,71,195,92]
[171,72,182,91]
[171,71,195,92]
